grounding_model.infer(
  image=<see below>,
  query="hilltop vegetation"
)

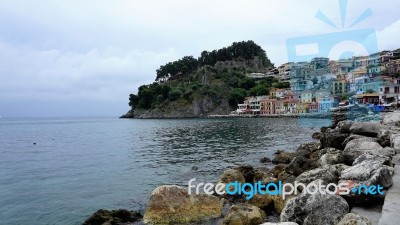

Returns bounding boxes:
[123,41,288,118]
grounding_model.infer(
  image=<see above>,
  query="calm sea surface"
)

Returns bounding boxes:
[0,117,331,225]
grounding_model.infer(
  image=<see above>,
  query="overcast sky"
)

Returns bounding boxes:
[0,0,399,117]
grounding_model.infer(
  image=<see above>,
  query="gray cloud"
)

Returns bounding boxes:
[0,0,399,117]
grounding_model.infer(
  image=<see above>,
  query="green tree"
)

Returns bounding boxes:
[229,88,247,107]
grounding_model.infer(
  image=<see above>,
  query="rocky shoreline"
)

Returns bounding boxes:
[85,111,400,225]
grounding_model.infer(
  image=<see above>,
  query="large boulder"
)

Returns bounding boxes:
[222,204,266,225]
[337,121,354,133]
[340,157,393,188]
[320,129,349,150]
[349,122,387,137]
[83,209,142,225]
[342,138,394,165]
[339,156,393,204]
[218,169,246,185]
[285,156,318,176]
[377,129,391,147]
[337,213,372,225]
[143,185,222,224]
[319,148,343,165]
[296,166,338,186]
[272,152,296,164]
[281,180,349,225]
[381,111,400,126]
[352,153,392,166]
[391,134,400,154]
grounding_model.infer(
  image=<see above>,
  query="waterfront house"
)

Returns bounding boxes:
[354,93,380,105]
[296,103,308,113]
[237,96,268,115]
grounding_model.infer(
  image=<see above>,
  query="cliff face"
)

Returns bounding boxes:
[121,94,232,119]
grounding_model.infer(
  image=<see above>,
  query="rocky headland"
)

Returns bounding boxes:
[84,111,400,225]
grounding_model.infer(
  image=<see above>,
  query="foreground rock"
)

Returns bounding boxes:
[337,213,372,225]
[285,156,318,176]
[83,209,142,225]
[320,129,349,150]
[349,122,387,137]
[281,180,349,225]
[295,166,338,186]
[143,185,222,224]
[342,137,395,165]
[223,204,265,225]
[339,155,393,204]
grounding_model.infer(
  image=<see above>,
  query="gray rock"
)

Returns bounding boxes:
[337,121,354,133]
[391,134,400,154]
[320,129,349,150]
[353,154,392,166]
[281,181,349,225]
[350,122,387,137]
[337,213,372,225]
[381,111,400,126]
[340,158,393,188]
[342,138,392,165]
[285,156,318,176]
[319,148,343,165]
[296,166,338,186]
[377,129,391,148]
[342,135,377,148]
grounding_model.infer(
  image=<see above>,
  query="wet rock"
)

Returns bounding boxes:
[83,209,142,225]
[319,148,343,165]
[218,169,246,185]
[274,150,285,155]
[281,180,349,225]
[337,213,372,225]
[254,169,277,184]
[296,166,338,186]
[271,164,288,177]
[349,122,387,137]
[235,165,255,183]
[285,156,318,176]
[332,113,348,128]
[222,204,266,225]
[296,142,320,153]
[247,194,274,209]
[337,121,353,133]
[278,172,296,184]
[143,185,222,224]
[320,129,349,150]
[272,152,296,164]
[260,157,272,163]
[311,132,321,140]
